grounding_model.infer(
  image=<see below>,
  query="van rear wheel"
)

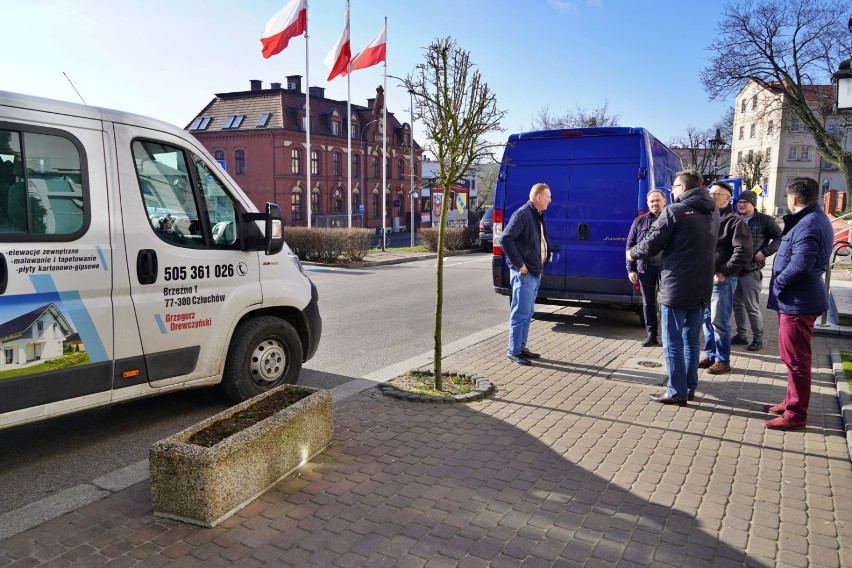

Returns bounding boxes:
[222,316,303,402]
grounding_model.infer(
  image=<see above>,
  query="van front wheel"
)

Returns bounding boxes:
[222,316,303,402]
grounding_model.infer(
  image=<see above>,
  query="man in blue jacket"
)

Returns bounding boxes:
[764,177,833,430]
[626,189,667,347]
[501,182,552,365]
[627,169,719,406]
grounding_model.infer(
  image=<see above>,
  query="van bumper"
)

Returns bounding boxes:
[302,280,322,361]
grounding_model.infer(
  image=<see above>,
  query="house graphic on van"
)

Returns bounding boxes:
[0,303,78,370]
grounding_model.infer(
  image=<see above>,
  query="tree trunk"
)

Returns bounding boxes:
[433,185,453,389]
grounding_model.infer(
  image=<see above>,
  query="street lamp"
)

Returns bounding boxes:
[388,74,417,247]
[832,14,852,113]
[360,118,380,248]
[708,128,725,182]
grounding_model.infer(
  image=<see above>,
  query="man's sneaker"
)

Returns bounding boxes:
[507,353,532,366]
[520,348,541,359]
[641,335,659,347]
[707,361,732,374]
[747,339,763,351]
[698,358,715,369]
[731,335,749,345]
[765,415,806,430]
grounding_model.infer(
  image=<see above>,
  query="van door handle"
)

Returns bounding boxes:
[578,223,589,241]
[136,249,158,285]
[0,252,6,295]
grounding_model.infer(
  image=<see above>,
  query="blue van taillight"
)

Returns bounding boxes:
[492,209,504,256]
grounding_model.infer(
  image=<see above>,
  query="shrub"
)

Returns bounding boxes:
[282,228,372,263]
[419,225,479,252]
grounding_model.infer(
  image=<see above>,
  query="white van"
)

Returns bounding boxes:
[0,91,321,430]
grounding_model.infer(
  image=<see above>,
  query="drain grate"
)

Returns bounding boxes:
[610,357,667,386]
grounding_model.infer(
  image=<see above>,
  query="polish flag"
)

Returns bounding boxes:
[323,6,350,81]
[347,25,387,73]
[260,0,307,59]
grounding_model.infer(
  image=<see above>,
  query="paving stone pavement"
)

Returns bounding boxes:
[1,270,852,566]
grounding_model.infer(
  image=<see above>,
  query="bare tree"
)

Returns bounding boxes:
[409,37,506,387]
[701,0,852,199]
[735,151,770,196]
[475,162,499,209]
[529,99,622,130]
[669,123,731,180]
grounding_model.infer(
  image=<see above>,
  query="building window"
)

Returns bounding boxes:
[741,99,747,113]
[828,120,838,137]
[372,156,379,178]
[767,120,774,135]
[749,124,756,138]
[190,116,212,130]
[801,146,809,161]
[235,149,246,175]
[353,191,361,212]
[372,192,379,217]
[292,149,301,174]
[257,113,272,127]
[333,153,341,176]
[312,191,320,214]
[331,122,340,136]
[352,154,360,178]
[5,348,12,365]
[291,192,302,221]
[398,159,404,180]
[738,126,744,140]
[386,158,392,179]
[788,146,798,160]
[223,115,245,129]
[737,151,743,163]
[748,149,753,158]
[765,148,771,162]
[751,95,757,109]
[214,149,225,162]
[333,198,343,212]
[37,321,44,333]
[790,118,801,132]
[311,151,320,175]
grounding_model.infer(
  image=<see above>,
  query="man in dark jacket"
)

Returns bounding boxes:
[628,169,719,406]
[764,177,833,430]
[698,182,752,375]
[502,183,552,365]
[626,189,667,347]
[731,190,782,352]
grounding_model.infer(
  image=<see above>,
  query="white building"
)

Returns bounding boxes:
[730,80,850,215]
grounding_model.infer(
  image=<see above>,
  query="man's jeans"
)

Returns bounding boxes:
[507,269,541,356]
[703,275,738,363]
[661,304,703,400]
[733,270,763,340]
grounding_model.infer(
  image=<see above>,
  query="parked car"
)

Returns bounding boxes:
[479,207,494,251]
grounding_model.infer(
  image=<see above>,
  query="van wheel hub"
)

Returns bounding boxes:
[250,339,287,386]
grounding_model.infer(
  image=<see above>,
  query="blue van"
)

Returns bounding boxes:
[491,127,682,312]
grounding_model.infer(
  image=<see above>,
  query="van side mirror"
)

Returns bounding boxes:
[265,202,284,255]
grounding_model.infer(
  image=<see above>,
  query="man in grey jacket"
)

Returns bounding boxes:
[731,190,782,352]
[627,169,719,406]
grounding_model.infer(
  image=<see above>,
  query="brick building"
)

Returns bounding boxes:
[186,77,421,229]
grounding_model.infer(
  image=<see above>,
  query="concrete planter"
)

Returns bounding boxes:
[149,385,333,527]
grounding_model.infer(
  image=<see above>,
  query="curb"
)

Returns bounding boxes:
[302,248,483,269]
[830,350,852,463]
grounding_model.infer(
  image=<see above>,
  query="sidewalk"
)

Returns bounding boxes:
[2,264,852,566]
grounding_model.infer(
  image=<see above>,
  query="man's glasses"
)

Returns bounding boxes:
[709,192,729,197]
[672,183,684,190]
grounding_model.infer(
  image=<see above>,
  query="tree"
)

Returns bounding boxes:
[701,0,852,199]
[409,37,506,387]
[475,162,499,210]
[735,151,770,198]
[668,120,732,181]
[529,100,622,130]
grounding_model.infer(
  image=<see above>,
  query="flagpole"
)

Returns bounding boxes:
[305,1,312,229]
[381,17,387,251]
[346,0,352,228]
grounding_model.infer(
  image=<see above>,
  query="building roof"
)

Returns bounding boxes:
[0,304,74,343]
[187,80,418,149]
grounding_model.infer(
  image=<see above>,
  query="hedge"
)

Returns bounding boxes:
[282,228,373,263]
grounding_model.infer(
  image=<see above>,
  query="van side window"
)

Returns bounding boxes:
[132,141,205,249]
[0,128,85,237]
[194,159,239,248]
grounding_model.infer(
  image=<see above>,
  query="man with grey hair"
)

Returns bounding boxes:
[627,169,719,406]
[626,189,667,346]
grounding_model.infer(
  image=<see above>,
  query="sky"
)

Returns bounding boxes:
[1,0,735,153]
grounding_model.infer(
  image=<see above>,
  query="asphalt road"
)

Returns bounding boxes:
[0,253,508,515]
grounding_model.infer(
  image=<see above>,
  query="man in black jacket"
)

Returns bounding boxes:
[731,190,782,352]
[626,189,667,347]
[627,170,719,406]
[698,182,752,375]
[501,183,552,366]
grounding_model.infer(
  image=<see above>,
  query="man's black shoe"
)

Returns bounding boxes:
[687,391,695,401]
[650,393,687,406]
[747,339,763,351]
[731,335,749,345]
[520,348,541,359]
[507,353,532,366]
[641,335,659,347]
